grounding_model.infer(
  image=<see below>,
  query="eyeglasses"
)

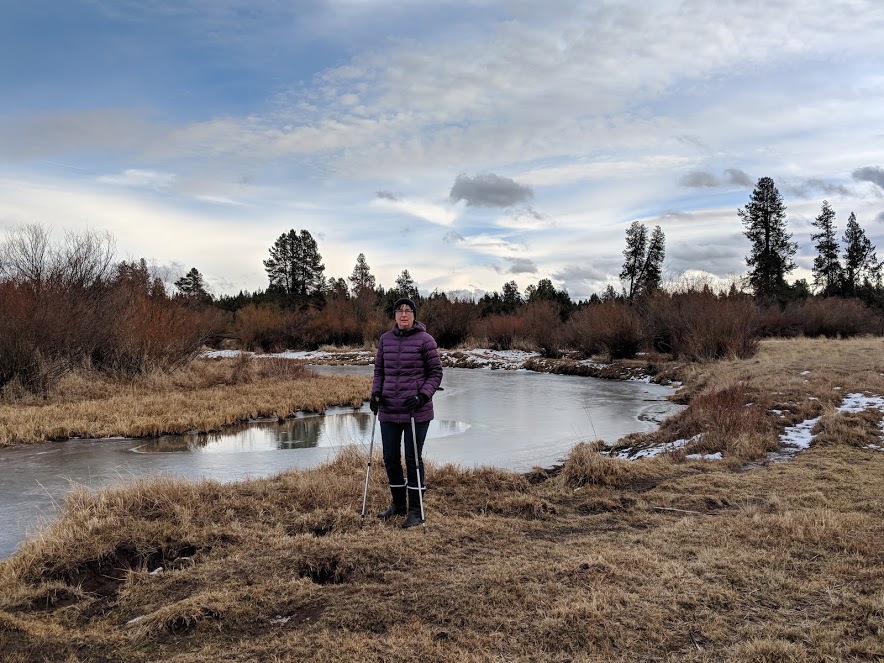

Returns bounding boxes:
[395,308,414,315]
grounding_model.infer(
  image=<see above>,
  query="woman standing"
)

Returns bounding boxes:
[370,297,443,528]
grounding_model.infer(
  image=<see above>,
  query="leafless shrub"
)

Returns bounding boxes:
[518,301,566,357]
[470,314,526,351]
[232,304,298,352]
[789,297,883,338]
[419,298,478,348]
[305,299,364,348]
[0,225,219,392]
[645,290,760,361]
[567,301,642,359]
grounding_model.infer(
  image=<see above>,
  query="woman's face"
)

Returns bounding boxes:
[395,305,415,330]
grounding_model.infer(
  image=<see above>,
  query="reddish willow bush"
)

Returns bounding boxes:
[0,281,224,393]
[232,304,304,352]
[643,291,760,361]
[99,289,226,374]
[566,301,641,360]
[419,298,475,348]
[469,314,527,350]
[785,297,883,338]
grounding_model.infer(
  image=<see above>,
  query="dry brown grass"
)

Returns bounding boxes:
[610,336,884,465]
[1,338,883,662]
[0,356,371,445]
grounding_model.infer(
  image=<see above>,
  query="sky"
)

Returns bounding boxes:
[1,0,883,301]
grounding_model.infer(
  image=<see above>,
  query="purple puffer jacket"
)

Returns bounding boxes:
[372,321,443,423]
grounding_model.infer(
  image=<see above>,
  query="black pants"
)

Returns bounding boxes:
[380,420,430,490]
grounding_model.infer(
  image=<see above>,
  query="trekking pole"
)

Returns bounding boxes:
[410,414,427,530]
[359,413,377,529]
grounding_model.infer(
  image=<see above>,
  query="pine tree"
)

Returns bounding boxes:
[525,278,573,319]
[810,200,843,296]
[739,177,796,299]
[394,269,419,299]
[263,229,325,301]
[347,253,376,295]
[842,212,881,297]
[174,267,210,301]
[619,221,665,301]
[500,280,522,313]
[645,226,666,293]
[325,276,349,299]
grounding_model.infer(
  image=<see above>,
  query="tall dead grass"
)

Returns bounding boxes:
[0,356,371,445]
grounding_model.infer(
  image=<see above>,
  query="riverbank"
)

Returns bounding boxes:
[1,337,883,661]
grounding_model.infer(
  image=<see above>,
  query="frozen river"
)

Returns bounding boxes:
[0,366,680,557]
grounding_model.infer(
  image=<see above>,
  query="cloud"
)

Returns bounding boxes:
[97,169,177,189]
[449,173,533,208]
[852,166,884,190]
[498,206,554,230]
[784,178,853,198]
[724,169,753,187]
[371,194,457,226]
[680,168,754,188]
[680,171,720,188]
[443,230,465,243]
[194,194,243,206]
[668,241,744,275]
[0,109,157,159]
[376,190,398,201]
[554,264,609,283]
[455,233,528,258]
[876,211,884,224]
[502,257,538,274]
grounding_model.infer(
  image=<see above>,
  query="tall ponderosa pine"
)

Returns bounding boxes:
[348,253,376,295]
[842,212,881,297]
[810,200,843,296]
[619,221,665,301]
[263,229,325,300]
[739,177,797,298]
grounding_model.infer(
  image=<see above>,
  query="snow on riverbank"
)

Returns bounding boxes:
[776,393,884,459]
[202,348,542,370]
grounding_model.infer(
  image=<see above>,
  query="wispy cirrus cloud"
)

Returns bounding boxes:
[371,191,457,226]
[97,169,177,189]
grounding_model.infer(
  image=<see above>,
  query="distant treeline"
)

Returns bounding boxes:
[2,181,884,396]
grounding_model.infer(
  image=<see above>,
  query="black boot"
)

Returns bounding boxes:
[402,488,425,528]
[377,486,407,520]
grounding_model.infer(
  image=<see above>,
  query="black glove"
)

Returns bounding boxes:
[404,393,428,412]
[369,392,381,415]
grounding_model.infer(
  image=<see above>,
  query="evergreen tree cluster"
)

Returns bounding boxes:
[183,176,883,328]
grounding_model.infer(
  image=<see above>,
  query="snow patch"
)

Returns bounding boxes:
[776,392,884,459]
[686,452,723,461]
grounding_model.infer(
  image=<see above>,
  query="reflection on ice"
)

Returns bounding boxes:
[133,414,471,454]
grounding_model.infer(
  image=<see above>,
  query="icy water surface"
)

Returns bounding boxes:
[0,366,680,557]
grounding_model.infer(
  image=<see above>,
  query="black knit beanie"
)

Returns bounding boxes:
[393,297,417,315]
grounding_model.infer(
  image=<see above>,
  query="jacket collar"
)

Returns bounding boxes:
[393,320,426,336]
